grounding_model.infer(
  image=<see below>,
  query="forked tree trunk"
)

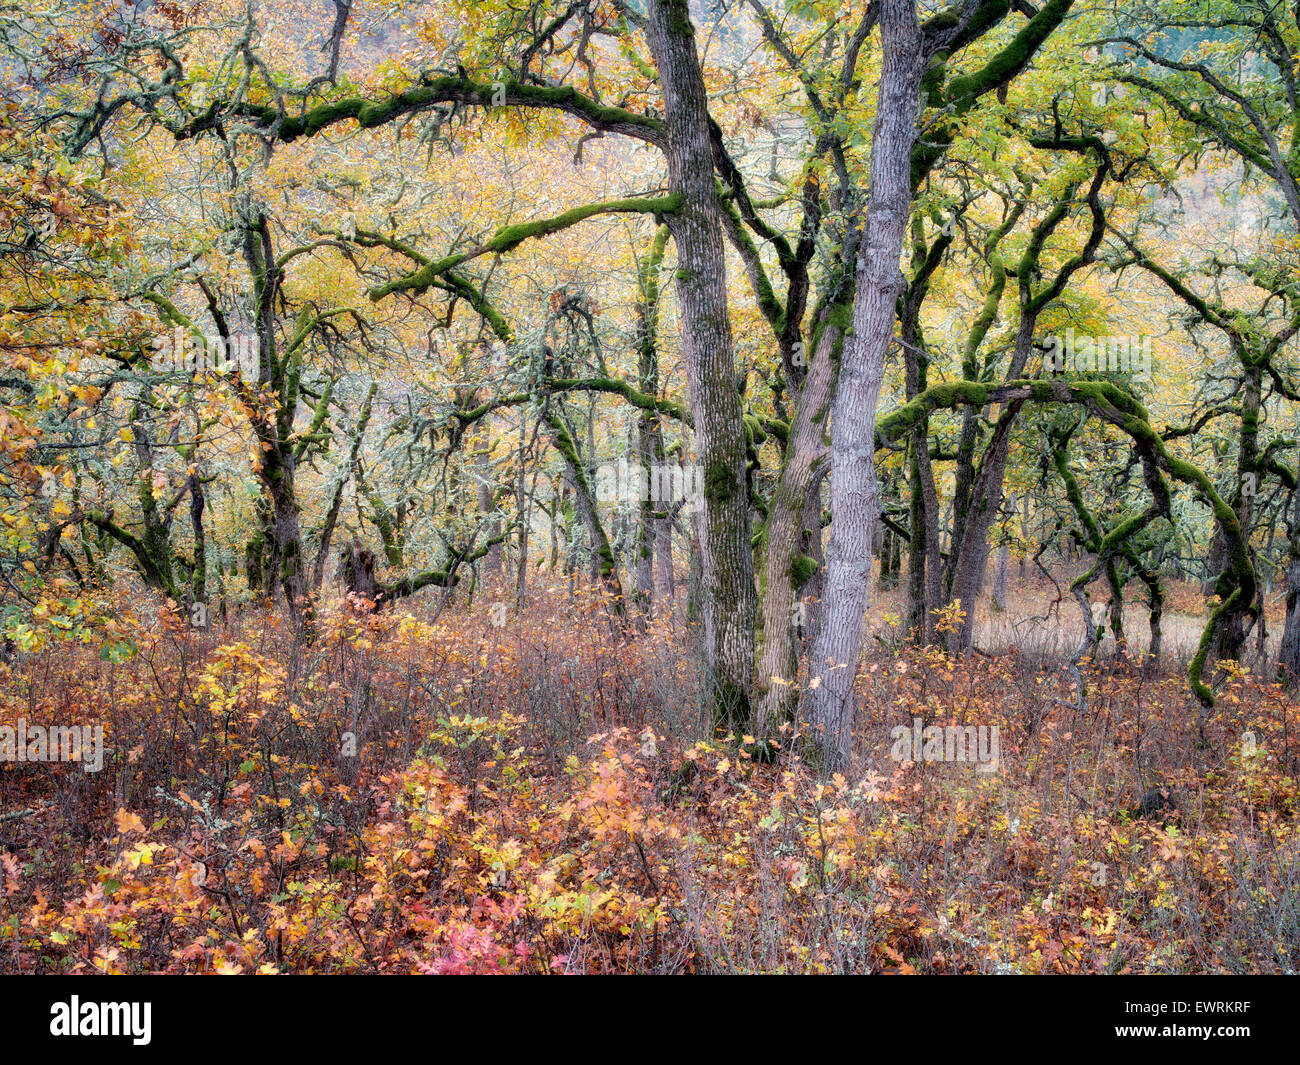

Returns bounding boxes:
[546,413,624,610]
[313,382,375,591]
[753,313,842,734]
[241,212,309,627]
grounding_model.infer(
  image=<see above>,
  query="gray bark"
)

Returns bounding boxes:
[802,0,924,768]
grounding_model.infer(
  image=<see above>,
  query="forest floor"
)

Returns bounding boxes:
[0,577,1296,973]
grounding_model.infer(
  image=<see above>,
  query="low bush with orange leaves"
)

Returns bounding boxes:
[1,585,1297,973]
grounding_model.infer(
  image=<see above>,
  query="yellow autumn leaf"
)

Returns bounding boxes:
[114,809,146,835]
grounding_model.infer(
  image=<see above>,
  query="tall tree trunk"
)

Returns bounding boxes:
[242,211,308,626]
[803,0,924,768]
[646,0,755,731]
